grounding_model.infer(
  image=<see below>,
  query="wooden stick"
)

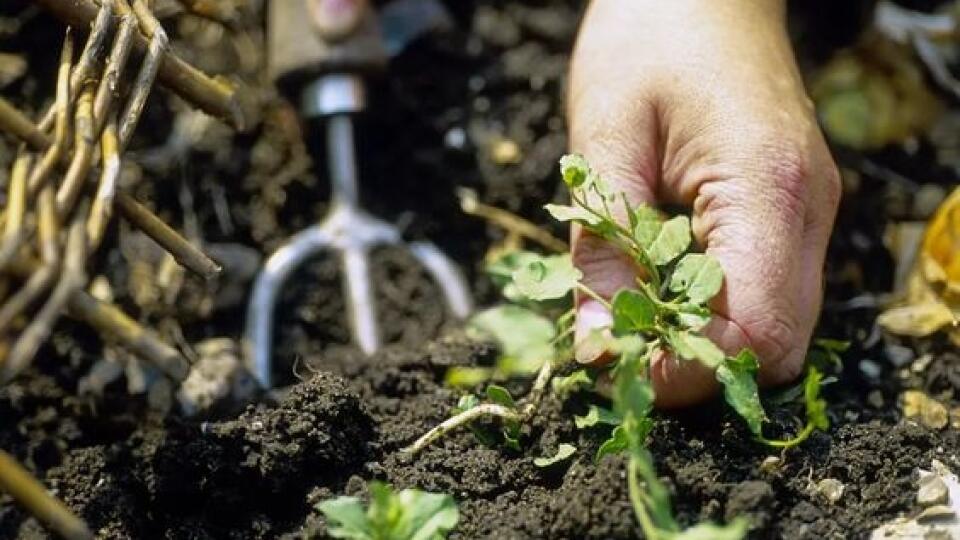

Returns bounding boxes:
[93,0,136,136]
[1,212,87,384]
[31,0,258,132]
[2,254,190,382]
[115,193,222,279]
[118,0,167,149]
[86,117,120,248]
[38,0,114,132]
[66,288,191,381]
[0,451,93,540]
[0,99,50,151]
[0,153,32,269]
[28,30,74,196]
[56,83,97,218]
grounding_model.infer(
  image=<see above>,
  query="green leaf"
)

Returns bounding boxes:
[647,215,691,266]
[533,443,577,467]
[667,329,724,369]
[444,367,492,389]
[669,254,724,305]
[503,432,522,451]
[677,304,711,331]
[596,425,629,461]
[611,289,658,334]
[320,483,459,540]
[574,405,622,429]
[544,204,602,226]
[716,349,767,436]
[512,254,582,301]
[318,496,372,539]
[467,305,555,367]
[804,366,830,430]
[559,154,591,188]
[810,338,850,369]
[670,519,750,540]
[633,218,662,249]
[551,369,594,398]
[485,251,541,302]
[485,384,516,409]
[399,489,459,540]
[613,349,655,421]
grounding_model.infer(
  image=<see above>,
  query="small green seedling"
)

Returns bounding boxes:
[404,155,836,539]
[318,481,459,540]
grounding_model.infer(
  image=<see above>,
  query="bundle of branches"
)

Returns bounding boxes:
[0,1,257,537]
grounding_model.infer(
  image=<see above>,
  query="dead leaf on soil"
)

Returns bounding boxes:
[879,187,960,341]
[811,32,942,150]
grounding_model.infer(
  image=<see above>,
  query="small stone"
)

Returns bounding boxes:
[759,456,782,474]
[912,353,934,373]
[444,127,466,150]
[859,359,882,379]
[918,470,949,507]
[490,137,521,165]
[903,390,949,430]
[885,343,914,367]
[867,390,885,409]
[916,505,955,522]
[816,478,845,504]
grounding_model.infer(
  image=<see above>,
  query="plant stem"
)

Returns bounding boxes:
[401,404,522,456]
[570,191,661,290]
[760,421,816,449]
[628,456,664,540]
[576,283,612,311]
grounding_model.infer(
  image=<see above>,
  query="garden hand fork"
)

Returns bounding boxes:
[246,0,472,388]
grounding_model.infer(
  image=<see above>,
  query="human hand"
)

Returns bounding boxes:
[567,0,841,407]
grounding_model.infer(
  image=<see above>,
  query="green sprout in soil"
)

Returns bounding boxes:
[317,481,459,540]
[403,154,836,539]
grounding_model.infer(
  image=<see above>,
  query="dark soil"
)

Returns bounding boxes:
[1,1,959,539]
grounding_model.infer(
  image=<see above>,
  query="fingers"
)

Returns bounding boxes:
[567,34,661,364]
[687,143,840,387]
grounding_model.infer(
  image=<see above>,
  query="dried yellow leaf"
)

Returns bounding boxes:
[877,301,955,337]
[922,186,960,303]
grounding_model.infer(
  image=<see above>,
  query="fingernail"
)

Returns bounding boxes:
[574,299,613,364]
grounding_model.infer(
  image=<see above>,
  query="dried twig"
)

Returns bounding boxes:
[55,83,97,218]
[38,0,114,132]
[27,30,73,196]
[115,193,222,279]
[0,450,92,540]
[1,255,191,382]
[93,0,137,135]
[0,99,50,151]
[458,188,568,253]
[118,0,168,149]
[87,117,120,248]
[1,212,87,384]
[0,153,31,269]
[66,288,191,381]
[0,187,61,334]
[31,0,258,131]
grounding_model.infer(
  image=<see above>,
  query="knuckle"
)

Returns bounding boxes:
[740,311,799,366]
